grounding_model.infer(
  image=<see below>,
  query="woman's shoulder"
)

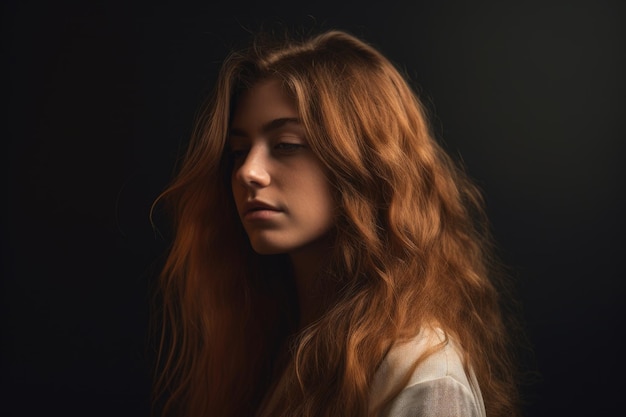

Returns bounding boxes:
[369,327,486,417]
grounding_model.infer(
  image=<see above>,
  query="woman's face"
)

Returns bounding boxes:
[229,78,335,256]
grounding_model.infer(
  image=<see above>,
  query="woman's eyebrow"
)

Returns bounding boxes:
[229,117,301,138]
[261,117,301,133]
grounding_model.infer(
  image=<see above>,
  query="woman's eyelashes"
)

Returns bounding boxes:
[226,147,245,164]
[228,140,307,161]
[273,142,306,154]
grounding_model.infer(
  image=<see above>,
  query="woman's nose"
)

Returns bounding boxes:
[234,147,271,188]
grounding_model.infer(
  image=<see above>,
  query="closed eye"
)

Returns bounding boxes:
[274,143,306,154]
[229,148,249,161]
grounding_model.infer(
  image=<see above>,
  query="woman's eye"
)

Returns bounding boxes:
[274,143,305,154]
[230,149,248,160]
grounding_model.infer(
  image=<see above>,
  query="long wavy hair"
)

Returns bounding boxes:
[152,28,522,417]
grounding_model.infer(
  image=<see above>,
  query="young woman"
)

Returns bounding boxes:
[152,28,522,417]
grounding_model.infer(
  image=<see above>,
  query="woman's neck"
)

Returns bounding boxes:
[289,239,333,330]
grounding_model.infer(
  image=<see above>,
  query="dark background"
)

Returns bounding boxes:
[2,0,624,416]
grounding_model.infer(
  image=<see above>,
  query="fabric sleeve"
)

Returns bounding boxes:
[378,375,482,417]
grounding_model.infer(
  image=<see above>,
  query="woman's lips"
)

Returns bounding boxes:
[244,208,282,221]
[242,200,282,221]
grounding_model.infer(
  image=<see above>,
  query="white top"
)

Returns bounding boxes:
[369,328,486,417]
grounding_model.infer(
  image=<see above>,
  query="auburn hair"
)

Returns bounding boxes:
[152,29,522,417]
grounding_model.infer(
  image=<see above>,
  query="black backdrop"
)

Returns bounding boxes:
[3,1,624,416]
